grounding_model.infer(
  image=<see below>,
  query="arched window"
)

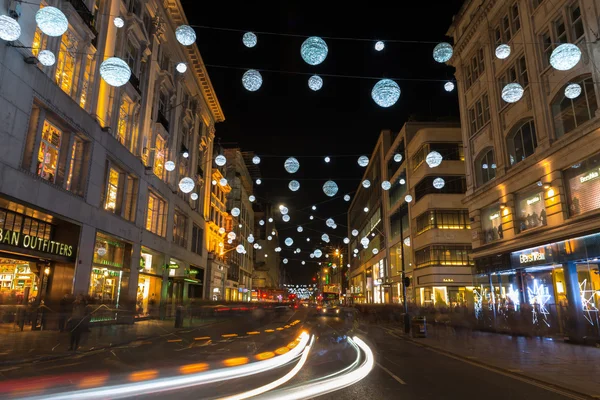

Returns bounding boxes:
[507,120,537,166]
[475,149,496,186]
[552,76,598,139]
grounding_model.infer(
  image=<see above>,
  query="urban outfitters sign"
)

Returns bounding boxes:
[0,228,74,257]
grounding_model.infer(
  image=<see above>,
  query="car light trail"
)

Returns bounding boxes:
[21,332,310,400]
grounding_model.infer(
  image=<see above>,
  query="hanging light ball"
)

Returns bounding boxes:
[444,82,455,92]
[381,181,391,190]
[321,234,330,242]
[256,179,262,185]
[268,235,272,241]
[248,235,255,243]
[343,237,350,244]
[375,41,385,51]
[219,178,228,186]
[176,63,187,73]
[404,237,411,247]
[312,205,317,210]
[176,25,196,45]
[308,75,323,91]
[371,79,401,107]
[361,237,370,247]
[322,180,339,197]
[259,220,265,226]
[236,244,245,254]
[326,218,335,227]
[279,205,288,215]
[301,36,328,65]
[165,161,176,172]
[218,227,226,235]
[268,217,273,222]
[100,57,132,87]
[284,157,300,173]
[243,32,257,48]
[228,231,236,240]
[502,82,524,103]
[358,156,369,167]
[0,15,21,41]
[114,17,125,28]
[344,194,351,202]
[425,151,443,168]
[362,180,371,188]
[215,155,227,166]
[433,42,453,63]
[212,180,217,185]
[296,248,301,253]
[373,248,379,255]
[285,237,294,246]
[353,249,359,254]
[252,156,261,165]
[352,229,359,237]
[289,180,300,192]
[433,177,445,189]
[399,178,406,185]
[282,214,290,222]
[37,50,56,66]
[310,253,315,258]
[283,258,288,264]
[405,195,413,203]
[249,195,256,202]
[495,44,511,59]
[302,261,306,265]
[253,243,260,249]
[231,207,240,217]
[394,154,403,163]
[364,207,369,213]
[565,83,582,99]
[242,69,263,91]
[314,249,323,258]
[324,156,330,163]
[178,177,195,193]
[297,226,303,232]
[35,7,68,37]
[307,238,311,241]
[550,43,581,71]
[191,193,199,201]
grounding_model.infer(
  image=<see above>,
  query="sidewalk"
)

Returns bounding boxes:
[385,323,600,398]
[0,317,220,366]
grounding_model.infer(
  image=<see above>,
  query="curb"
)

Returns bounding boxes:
[386,328,597,400]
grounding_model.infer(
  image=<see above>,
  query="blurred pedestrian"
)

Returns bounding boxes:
[67,294,87,351]
[59,292,72,332]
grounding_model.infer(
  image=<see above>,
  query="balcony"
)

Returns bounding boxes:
[64,0,98,36]
[129,73,141,94]
[157,111,170,132]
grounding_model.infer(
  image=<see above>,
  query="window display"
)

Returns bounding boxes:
[481,205,503,243]
[516,191,547,232]
[90,232,130,305]
[0,259,39,303]
[565,153,600,216]
[37,120,62,183]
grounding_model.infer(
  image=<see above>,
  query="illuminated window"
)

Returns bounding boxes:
[146,191,167,237]
[415,245,473,268]
[416,210,470,235]
[31,27,44,57]
[102,162,138,220]
[104,168,120,212]
[37,120,62,183]
[55,31,78,96]
[79,55,93,110]
[117,95,136,151]
[153,134,166,180]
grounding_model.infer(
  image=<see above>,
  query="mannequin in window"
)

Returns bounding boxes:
[540,209,547,226]
[571,196,581,215]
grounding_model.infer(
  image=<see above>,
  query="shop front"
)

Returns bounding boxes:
[137,247,165,318]
[0,202,79,329]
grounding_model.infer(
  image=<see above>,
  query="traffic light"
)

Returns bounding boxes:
[328,262,332,266]
[403,276,411,287]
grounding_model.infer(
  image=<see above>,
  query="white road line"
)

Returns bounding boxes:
[376,362,406,385]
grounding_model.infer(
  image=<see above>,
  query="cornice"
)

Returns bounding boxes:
[453,0,497,58]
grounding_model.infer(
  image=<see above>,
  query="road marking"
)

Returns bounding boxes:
[376,362,406,385]
[265,329,275,333]
[246,331,261,335]
[276,328,284,331]
[167,339,183,343]
[221,334,238,338]
[194,336,211,341]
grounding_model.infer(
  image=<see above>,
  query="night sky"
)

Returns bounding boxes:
[184,1,464,283]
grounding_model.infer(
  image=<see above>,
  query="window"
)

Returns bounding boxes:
[191,224,204,255]
[468,94,490,136]
[482,205,503,243]
[0,209,52,240]
[415,210,470,235]
[66,136,87,195]
[541,5,585,67]
[475,149,496,186]
[570,3,584,42]
[104,167,120,212]
[552,77,597,139]
[415,245,473,268]
[117,96,133,147]
[146,191,167,237]
[494,2,520,44]
[173,211,187,248]
[414,176,467,202]
[55,31,78,96]
[515,191,547,232]
[102,161,138,221]
[153,134,166,179]
[507,120,537,166]
[532,0,544,10]
[564,152,600,216]
[464,48,485,90]
[37,120,62,183]
[412,146,427,171]
[125,40,139,75]
[79,55,93,110]
[31,27,44,57]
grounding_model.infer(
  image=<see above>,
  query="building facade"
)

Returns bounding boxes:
[252,203,281,301]
[0,0,224,326]
[448,0,600,339]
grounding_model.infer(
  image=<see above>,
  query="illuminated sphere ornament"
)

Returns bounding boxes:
[344,194,351,202]
[284,157,300,173]
[243,32,257,48]
[362,180,371,188]
[323,180,339,197]
[321,234,330,242]
[35,7,68,37]
[236,244,245,254]
[285,237,294,247]
[324,156,330,163]
[314,249,323,258]
[289,180,300,192]
[433,177,445,189]
[37,50,55,66]
[373,248,379,255]
[296,248,301,253]
[242,69,263,91]
[279,206,288,215]
[114,17,125,28]
[358,156,369,167]
[191,193,199,201]
[375,41,385,51]
[231,207,240,217]
[256,179,262,185]
[176,63,187,73]
[361,237,370,247]
[282,214,290,222]
[268,218,273,223]
[353,249,359,254]
[268,235,272,241]
[100,57,131,87]
[405,195,413,203]
[249,195,256,202]
[165,161,176,172]
[97,247,107,257]
[0,15,21,41]
[253,243,259,249]
[218,227,225,235]
[364,207,369,213]
[371,79,401,107]
[399,178,406,185]
[351,229,359,237]
[550,43,581,71]
[502,83,524,103]
[297,226,303,232]
[433,42,453,63]
[326,218,335,227]
[219,178,228,186]
[248,235,255,243]
[444,82,455,92]
[178,177,195,193]
[215,154,227,166]
[381,181,391,191]
[565,83,582,99]
[228,231,236,240]
[404,237,411,247]
[283,258,288,264]
[343,237,350,244]
[394,154,403,163]
[176,25,196,45]
[300,36,328,65]
[252,156,261,165]
[310,253,315,258]
[495,44,511,59]
[308,75,323,91]
[426,151,443,168]
[302,261,306,265]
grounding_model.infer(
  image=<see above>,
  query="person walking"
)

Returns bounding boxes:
[59,292,72,332]
[67,294,87,351]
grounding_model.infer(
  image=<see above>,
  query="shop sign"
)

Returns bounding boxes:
[489,212,500,220]
[519,251,546,264]
[526,195,541,205]
[579,169,600,184]
[443,278,454,282]
[0,228,74,257]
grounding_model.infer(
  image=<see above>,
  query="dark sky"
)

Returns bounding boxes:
[185,1,464,283]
